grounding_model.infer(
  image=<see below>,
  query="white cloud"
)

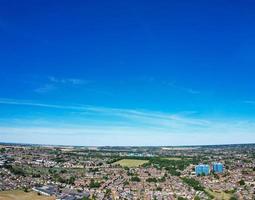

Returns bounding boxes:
[48,76,87,85]
[0,98,209,129]
[0,125,254,146]
[166,82,200,94]
[0,98,255,145]
[0,98,81,110]
[34,84,57,94]
[34,76,88,94]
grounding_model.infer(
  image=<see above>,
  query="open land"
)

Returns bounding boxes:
[114,159,149,167]
[0,190,55,200]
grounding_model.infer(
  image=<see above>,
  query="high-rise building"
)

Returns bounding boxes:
[195,164,210,176]
[213,163,224,173]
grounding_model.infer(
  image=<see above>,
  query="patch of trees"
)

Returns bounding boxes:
[177,197,188,200]
[181,177,204,191]
[49,168,58,174]
[89,168,99,173]
[146,158,193,176]
[224,189,236,194]
[204,190,214,199]
[0,148,6,153]
[127,171,136,176]
[53,157,65,163]
[60,169,67,173]
[53,174,76,185]
[5,165,26,176]
[89,179,101,188]
[106,157,122,164]
[239,180,245,186]
[146,176,166,183]
[130,176,141,182]
[159,176,166,182]
[32,173,41,178]
[68,176,76,185]
[105,188,111,197]
[146,177,157,183]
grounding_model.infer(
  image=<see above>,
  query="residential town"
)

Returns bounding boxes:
[0,144,254,200]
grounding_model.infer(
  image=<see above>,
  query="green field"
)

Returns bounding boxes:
[0,190,55,200]
[205,189,232,200]
[114,159,149,167]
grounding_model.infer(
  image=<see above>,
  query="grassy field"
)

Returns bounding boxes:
[205,189,232,200]
[114,159,149,167]
[0,190,55,200]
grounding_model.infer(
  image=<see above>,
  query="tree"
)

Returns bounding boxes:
[178,197,187,200]
[0,148,6,153]
[124,181,129,186]
[146,177,157,183]
[239,180,245,186]
[9,165,26,176]
[68,176,75,185]
[159,176,166,182]
[181,177,204,191]
[194,196,200,200]
[105,188,111,197]
[89,179,101,188]
[130,176,140,182]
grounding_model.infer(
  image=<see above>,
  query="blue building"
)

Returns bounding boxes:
[195,164,210,176]
[213,163,224,173]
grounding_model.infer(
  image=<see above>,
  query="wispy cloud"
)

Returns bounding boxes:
[34,76,88,94]
[48,76,87,85]
[139,76,201,95]
[165,82,200,94]
[0,98,208,128]
[0,122,254,146]
[34,84,57,94]
[0,98,80,110]
[0,98,254,145]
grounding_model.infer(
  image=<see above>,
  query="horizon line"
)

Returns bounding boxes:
[1,141,254,148]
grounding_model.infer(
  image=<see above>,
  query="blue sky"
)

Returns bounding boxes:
[0,0,255,145]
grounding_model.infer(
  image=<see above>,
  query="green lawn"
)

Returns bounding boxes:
[0,190,55,200]
[114,159,149,167]
[205,189,232,200]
